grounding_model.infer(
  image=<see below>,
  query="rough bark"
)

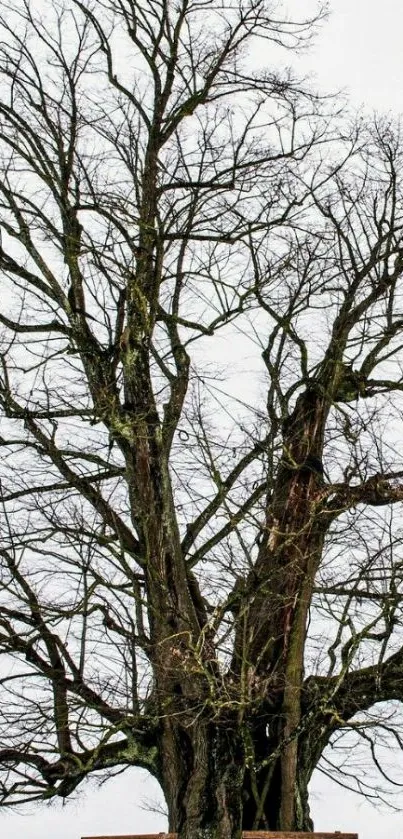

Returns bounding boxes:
[160,720,245,839]
[142,383,334,837]
[157,714,317,836]
[3,2,403,832]
[225,387,329,832]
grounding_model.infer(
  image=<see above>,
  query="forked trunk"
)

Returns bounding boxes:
[156,389,328,837]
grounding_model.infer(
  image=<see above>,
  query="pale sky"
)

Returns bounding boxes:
[296,0,403,115]
[2,2,403,838]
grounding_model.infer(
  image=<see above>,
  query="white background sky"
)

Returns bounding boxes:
[2,1,403,838]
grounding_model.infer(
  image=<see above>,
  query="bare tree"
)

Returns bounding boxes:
[2,1,403,837]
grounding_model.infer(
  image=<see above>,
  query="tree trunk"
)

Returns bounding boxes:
[161,719,245,839]
[160,716,315,838]
[242,761,313,832]
[155,389,329,837]
[226,387,330,834]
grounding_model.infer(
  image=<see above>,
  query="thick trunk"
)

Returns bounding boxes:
[154,389,329,837]
[226,387,330,834]
[161,720,245,839]
[160,717,314,838]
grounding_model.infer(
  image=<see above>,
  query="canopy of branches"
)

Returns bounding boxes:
[0,1,403,835]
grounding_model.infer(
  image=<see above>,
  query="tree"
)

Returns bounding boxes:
[1,0,403,836]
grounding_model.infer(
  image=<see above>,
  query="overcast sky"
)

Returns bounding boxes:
[2,2,403,839]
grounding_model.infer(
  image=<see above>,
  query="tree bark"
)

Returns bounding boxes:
[160,716,316,837]
[161,719,245,839]
[228,387,329,832]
